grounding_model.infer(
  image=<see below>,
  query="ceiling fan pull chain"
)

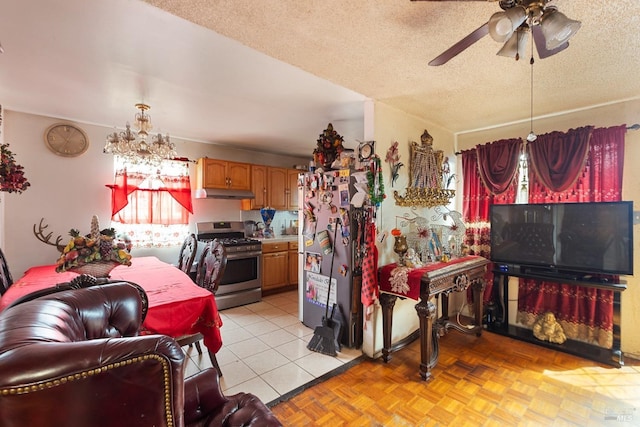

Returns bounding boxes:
[527,33,537,143]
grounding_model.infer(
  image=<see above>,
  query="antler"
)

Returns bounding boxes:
[33,218,66,253]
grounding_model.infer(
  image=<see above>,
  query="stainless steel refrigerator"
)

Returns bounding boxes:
[299,170,366,349]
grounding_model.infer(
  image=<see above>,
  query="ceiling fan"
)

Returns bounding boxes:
[411,0,582,66]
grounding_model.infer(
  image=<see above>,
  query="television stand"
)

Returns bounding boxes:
[489,269,626,367]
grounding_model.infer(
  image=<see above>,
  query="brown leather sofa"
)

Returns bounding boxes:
[0,282,282,427]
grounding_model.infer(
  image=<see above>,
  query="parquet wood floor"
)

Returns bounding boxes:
[270,331,640,426]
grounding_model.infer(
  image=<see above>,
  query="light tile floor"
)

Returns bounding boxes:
[182,290,362,405]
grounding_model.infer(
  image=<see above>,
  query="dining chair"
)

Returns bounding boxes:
[177,233,198,275]
[0,248,14,296]
[177,239,227,376]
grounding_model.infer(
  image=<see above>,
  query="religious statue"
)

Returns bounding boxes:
[532,312,567,344]
[404,248,423,268]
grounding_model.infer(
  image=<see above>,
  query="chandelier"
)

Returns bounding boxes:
[103,103,177,166]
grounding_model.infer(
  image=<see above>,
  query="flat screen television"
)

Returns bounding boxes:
[490,201,634,277]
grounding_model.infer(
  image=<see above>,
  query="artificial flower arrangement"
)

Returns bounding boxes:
[55,215,132,274]
[0,143,30,194]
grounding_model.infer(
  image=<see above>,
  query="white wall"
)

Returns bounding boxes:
[362,101,458,358]
[3,110,308,277]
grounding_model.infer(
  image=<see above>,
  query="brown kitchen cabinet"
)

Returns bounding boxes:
[248,164,268,210]
[262,241,289,292]
[196,158,251,190]
[245,167,300,211]
[267,167,288,210]
[288,241,298,286]
[287,169,301,210]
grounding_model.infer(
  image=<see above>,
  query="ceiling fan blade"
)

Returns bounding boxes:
[428,22,489,66]
[532,25,569,59]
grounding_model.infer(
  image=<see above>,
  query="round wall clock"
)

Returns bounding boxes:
[358,141,375,161]
[44,123,90,157]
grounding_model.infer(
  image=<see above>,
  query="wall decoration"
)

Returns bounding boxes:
[393,129,455,207]
[312,123,344,170]
[0,143,30,194]
[385,141,404,187]
[358,140,375,162]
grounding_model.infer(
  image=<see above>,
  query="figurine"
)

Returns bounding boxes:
[532,312,567,344]
[404,248,423,268]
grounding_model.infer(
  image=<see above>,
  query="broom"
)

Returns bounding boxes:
[307,223,342,356]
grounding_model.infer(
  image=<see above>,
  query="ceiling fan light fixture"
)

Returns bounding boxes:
[497,27,529,59]
[489,6,527,43]
[540,8,582,50]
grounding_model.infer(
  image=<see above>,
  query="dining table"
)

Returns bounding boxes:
[0,256,223,353]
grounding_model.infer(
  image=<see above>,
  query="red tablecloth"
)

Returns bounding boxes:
[0,256,223,353]
[379,255,484,301]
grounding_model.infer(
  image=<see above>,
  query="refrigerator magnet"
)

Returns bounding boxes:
[339,264,348,276]
[317,230,332,254]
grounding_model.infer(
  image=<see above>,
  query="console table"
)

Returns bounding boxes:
[378,255,489,381]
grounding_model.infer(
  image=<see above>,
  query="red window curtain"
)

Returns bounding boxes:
[517,125,626,348]
[462,140,519,304]
[476,138,523,195]
[107,162,194,223]
[527,126,593,193]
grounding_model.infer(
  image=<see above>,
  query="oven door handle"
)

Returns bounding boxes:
[226,250,262,260]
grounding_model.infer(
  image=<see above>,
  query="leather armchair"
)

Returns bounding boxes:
[0,282,282,427]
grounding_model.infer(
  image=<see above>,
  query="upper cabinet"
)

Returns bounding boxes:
[245,166,301,210]
[287,169,300,210]
[197,158,251,190]
[249,164,268,210]
[268,167,288,210]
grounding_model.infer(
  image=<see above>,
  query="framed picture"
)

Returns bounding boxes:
[304,252,322,273]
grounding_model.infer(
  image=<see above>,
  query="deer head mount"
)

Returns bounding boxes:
[33,218,66,253]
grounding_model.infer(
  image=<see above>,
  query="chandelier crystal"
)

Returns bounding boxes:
[104,103,176,166]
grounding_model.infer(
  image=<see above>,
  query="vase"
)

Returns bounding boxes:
[260,208,276,238]
[393,235,408,266]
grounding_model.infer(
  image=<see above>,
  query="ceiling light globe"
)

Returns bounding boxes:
[489,6,527,42]
[540,9,582,50]
[527,131,537,142]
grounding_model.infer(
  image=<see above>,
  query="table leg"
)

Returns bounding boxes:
[472,278,486,336]
[379,293,397,363]
[441,293,449,320]
[415,297,437,381]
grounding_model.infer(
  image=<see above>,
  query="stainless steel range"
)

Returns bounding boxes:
[194,221,262,310]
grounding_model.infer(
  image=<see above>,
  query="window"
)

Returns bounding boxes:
[109,157,193,248]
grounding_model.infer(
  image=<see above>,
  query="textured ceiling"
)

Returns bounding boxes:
[1,0,639,157]
[148,0,640,134]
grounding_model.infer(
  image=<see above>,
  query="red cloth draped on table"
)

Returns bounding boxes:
[379,256,484,301]
[0,256,223,353]
[518,125,626,348]
[461,140,519,304]
[361,222,378,319]
[107,167,193,218]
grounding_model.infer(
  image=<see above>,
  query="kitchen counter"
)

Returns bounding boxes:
[255,236,298,243]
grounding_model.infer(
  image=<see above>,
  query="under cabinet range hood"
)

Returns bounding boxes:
[194,188,255,200]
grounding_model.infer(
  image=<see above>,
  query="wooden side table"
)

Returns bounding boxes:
[379,256,489,381]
